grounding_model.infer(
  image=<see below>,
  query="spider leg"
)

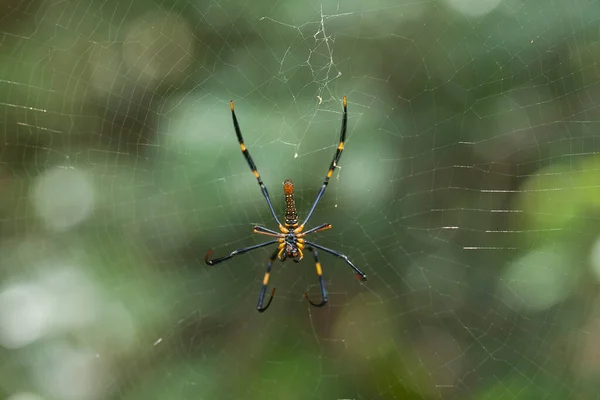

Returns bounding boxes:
[230,101,284,230]
[304,246,328,308]
[257,248,280,312]
[298,223,332,236]
[299,96,347,231]
[205,239,278,266]
[304,240,367,281]
[253,225,284,237]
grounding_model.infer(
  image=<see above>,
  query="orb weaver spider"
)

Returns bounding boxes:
[205,96,367,312]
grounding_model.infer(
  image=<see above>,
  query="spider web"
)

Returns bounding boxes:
[1,0,599,398]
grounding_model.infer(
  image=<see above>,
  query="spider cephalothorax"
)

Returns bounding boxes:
[205,96,367,313]
[282,230,302,262]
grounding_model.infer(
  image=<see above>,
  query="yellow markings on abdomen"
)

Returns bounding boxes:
[263,272,270,285]
[283,178,298,226]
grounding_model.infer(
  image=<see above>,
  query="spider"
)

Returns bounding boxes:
[205,96,367,312]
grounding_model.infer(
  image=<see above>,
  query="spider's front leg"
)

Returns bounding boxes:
[253,225,285,238]
[204,239,279,265]
[296,223,332,236]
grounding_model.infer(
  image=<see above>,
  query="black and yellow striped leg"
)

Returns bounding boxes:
[304,247,328,308]
[300,96,347,229]
[299,223,332,236]
[257,248,280,313]
[230,101,284,229]
[304,240,367,281]
[205,239,278,266]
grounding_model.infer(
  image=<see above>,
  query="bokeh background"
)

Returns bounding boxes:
[2,0,600,399]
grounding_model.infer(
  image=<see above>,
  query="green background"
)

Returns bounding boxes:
[1,0,600,399]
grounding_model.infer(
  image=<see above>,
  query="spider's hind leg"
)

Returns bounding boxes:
[304,246,328,308]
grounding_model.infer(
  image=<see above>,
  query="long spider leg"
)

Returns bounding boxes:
[304,240,367,281]
[298,223,332,236]
[304,246,328,308]
[205,239,278,266]
[257,248,281,312]
[230,101,284,230]
[299,96,347,231]
[253,225,284,237]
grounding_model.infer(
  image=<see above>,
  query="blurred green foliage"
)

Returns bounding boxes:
[2,0,600,399]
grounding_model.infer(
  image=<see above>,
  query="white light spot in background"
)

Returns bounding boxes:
[0,266,107,349]
[34,343,105,400]
[7,392,44,400]
[88,43,121,98]
[497,246,576,312]
[338,158,390,212]
[123,11,193,84]
[31,166,95,232]
[0,283,52,348]
[472,85,558,163]
[443,0,502,17]
[157,95,233,168]
[40,267,100,330]
[102,301,136,351]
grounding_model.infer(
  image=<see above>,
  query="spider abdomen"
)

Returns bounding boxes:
[283,178,298,227]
